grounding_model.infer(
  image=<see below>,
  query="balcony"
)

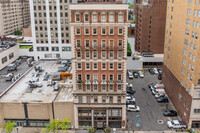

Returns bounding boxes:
[77,80,83,84]
[117,45,123,50]
[117,80,123,84]
[101,80,107,84]
[108,80,114,85]
[92,45,98,49]
[93,80,98,85]
[76,45,81,49]
[85,80,91,85]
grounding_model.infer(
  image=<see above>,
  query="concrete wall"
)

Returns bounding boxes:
[54,102,75,127]
[0,45,19,70]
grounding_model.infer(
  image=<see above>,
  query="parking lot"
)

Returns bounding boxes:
[126,70,179,131]
[0,59,30,94]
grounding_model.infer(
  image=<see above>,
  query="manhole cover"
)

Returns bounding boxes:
[157,119,164,124]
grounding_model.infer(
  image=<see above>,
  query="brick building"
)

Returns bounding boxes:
[134,0,167,54]
[70,1,128,129]
[163,0,200,128]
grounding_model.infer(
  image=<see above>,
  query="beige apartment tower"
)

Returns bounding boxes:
[70,0,128,129]
[0,0,30,36]
[163,0,200,128]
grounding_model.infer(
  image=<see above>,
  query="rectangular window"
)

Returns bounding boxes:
[101,40,106,48]
[93,63,98,70]
[93,27,97,35]
[102,85,106,91]
[9,53,14,59]
[118,40,123,47]
[109,14,114,22]
[52,47,59,51]
[85,51,90,58]
[77,51,81,58]
[101,27,106,35]
[85,27,90,35]
[109,63,113,70]
[117,96,121,103]
[118,63,122,69]
[118,51,122,58]
[94,96,98,103]
[1,56,7,64]
[102,96,106,103]
[86,63,90,70]
[109,51,114,58]
[185,29,189,36]
[76,27,80,35]
[118,27,123,35]
[102,63,106,70]
[76,14,80,22]
[109,96,113,103]
[87,96,91,103]
[187,9,191,15]
[93,40,98,48]
[79,96,82,103]
[93,51,97,58]
[101,14,106,22]
[186,19,190,26]
[109,27,114,35]
[118,14,123,22]
[76,40,81,47]
[102,51,106,58]
[85,40,90,47]
[85,14,89,22]
[92,14,97,22]
[77,63,82,69]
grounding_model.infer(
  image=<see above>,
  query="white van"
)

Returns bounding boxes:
[152,89,166,95]
[154,84,164,89]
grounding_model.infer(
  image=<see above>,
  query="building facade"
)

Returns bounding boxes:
[0,0,30,36]
[70,2,128,129]
[134,0,167,54]
[163,0,200,128]
[29,0,71,60]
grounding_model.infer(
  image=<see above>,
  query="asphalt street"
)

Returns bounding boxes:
[126,70,179,131]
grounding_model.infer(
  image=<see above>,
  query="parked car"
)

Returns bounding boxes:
[138,71,144,78]
[126,100,135,106]
[127,89,135,95]
[127,105,140,112]
[164,110,177,117]
[126,96,135,102]
[167,120,186,129]
[158,74,162,80]
[152,89,166,95]
[7,64,17,71]
[154,84,164,89]
[157,96,169,103]
[155,93,165,98]
[148,83,155,89]
[158,69,162,75]
[126,83,133,89]
[153,68,159,75]
[133,72,138,78]
[128,72,134,79]
[149,69,155,75]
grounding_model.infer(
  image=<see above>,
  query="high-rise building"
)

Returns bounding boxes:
[29,0,71,60]
[163,0,200,128]
[0,0,30,36]
[135,0,167,54]
[70,1,128,129]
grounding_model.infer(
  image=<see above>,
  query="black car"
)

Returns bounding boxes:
[149,69,155,75]
[127,89,135,95]
[126,100,135,106]
[158,74,162,80]
[164,110,177,117]
[133,72,138,78]
[157,96,169,103]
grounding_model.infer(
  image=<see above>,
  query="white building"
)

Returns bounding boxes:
[29,0,71,60]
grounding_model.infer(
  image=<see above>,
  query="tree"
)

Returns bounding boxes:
[4,120,16,133]
[14,30,22,35]
[45,118,71,133]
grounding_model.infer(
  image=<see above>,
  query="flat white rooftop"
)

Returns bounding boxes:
[0,61,73,103]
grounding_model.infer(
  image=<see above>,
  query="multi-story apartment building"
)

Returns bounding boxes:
[163,0,200,128]
[0,0,30,36]
[135,0,167,54]
[70,1,128,129]
[29,0,71,60]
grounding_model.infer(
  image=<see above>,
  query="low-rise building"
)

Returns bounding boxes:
[0,61,75,128]
[0,41,19,70]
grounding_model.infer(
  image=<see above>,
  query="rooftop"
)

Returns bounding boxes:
[0,61,73,103]
[0,41,17,53]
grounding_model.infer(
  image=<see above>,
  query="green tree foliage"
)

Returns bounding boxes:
[127,42,132,56]
[45,118,71,133]
[88,127,95,133]
[4,120,16,133]
[14,30,22,35]
[104,127,111,133]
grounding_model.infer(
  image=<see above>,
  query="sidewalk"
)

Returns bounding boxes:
[125,131,188,133]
